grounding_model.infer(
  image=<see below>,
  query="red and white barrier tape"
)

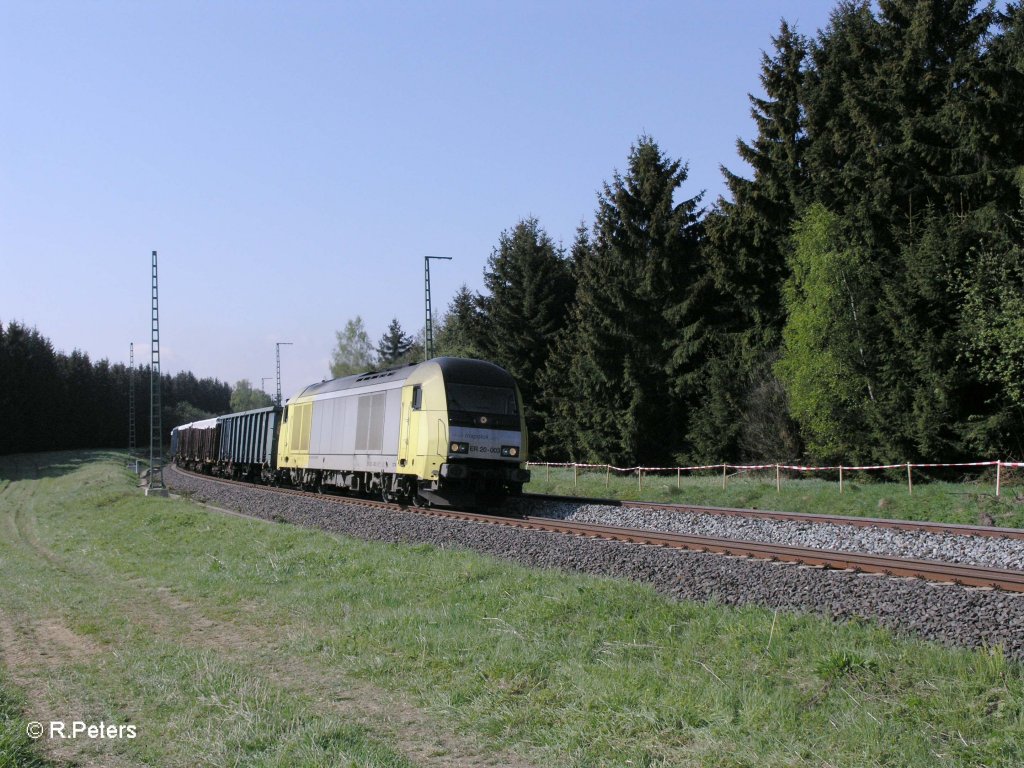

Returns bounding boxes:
[527,459,1023,473]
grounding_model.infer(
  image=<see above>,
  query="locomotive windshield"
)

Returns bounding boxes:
[446,383,518,416]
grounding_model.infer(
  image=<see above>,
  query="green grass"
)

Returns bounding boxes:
[1,451,1023,766]
[0,669,53,768]
[525,464,1024,527]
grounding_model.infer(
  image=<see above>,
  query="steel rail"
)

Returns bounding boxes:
[415,507,1024,592]
[168,467,1024,593]
[523,492,1024,540]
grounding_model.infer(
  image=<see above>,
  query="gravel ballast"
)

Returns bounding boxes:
[167,467,1024,661]
[513,499,1024,571]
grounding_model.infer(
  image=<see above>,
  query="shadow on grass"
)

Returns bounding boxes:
[0,450,124,482]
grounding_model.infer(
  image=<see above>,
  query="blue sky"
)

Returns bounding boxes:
[1,1,835,401]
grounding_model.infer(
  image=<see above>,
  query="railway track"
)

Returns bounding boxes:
[523,492,1024,540]
[168,465,1024,594]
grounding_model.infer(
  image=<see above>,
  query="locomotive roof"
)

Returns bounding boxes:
[433,356,517,387]
[295,357,516,398]
[296,362,418,397]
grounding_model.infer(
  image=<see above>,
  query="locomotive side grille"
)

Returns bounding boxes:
[355,392,386,452]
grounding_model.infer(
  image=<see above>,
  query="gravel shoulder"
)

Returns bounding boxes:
[513,499,1024,570]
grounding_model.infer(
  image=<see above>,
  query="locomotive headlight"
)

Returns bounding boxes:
[450,442,469,454]
[500,445,519,457]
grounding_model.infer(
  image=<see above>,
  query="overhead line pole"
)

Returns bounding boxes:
[128,342,136,463]
[275,342,293,406]
[424,256,452,360]
[146,250,168,496]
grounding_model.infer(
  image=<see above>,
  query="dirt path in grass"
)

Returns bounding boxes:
[0,485,136,768]
[0,471,539,768]
[0,610,139,768]
[135,582,536,768]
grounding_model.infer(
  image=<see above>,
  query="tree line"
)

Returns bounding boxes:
[0,320,231,455]
[358,1,1024,466]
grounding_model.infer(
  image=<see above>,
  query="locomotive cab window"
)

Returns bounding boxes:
[282,406,289,423]
[411,385,422,410]
[446,384,518,416]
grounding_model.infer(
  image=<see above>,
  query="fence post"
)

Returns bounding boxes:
[775,464,781,493]
[677,467,681,489]
[546,463,550,482]
[574,463,578,489]
[839,465,844,494]
[906,462,913,495]
[996,460,1002,498]
[606,465,610,488]
[722,464,727,490]
[638,468,642,492]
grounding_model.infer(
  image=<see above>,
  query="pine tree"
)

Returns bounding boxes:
[691,20,809,460]
[805,0,995,240]
[0,321,233,454]
[535,224,592,460]
[984,1,1024,207]
[0,322,62,452]
[434,284,485,359]
[707,19,808,337]
[477,218,574,456]
[565,220,590,279]
[558,137,703,465]
[775,0,1008,461]
[376,318,413,365]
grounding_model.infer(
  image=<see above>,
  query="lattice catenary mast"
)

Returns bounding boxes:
[275,342,292,406]
[146,250,168,496]
[128,342,136,460]
[424,256,451,360]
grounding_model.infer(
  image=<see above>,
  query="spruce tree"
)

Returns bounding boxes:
[376,317,413,365]
[984,1,1024,206]
[536,223,592,460]
[560,137,703,466]
[477,218,574,456]
[691,20,809,460]
[773,0,1009,461]
[707,19,808,337]
[805,0,995,239]
[434,284,486,359]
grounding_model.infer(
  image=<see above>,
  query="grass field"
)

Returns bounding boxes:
[1,451,1022,767]
[525,464,1024,528]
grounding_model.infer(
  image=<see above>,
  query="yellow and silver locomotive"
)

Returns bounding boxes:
[172,357,530,507]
